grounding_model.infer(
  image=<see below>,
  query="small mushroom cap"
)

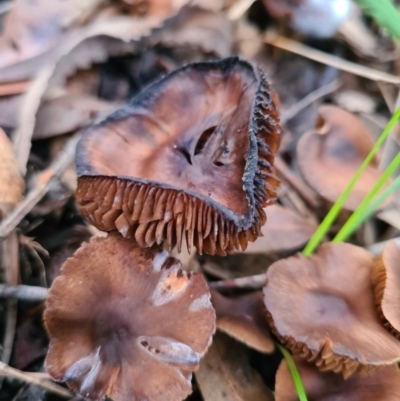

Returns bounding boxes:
[263,242,400,378]
[372,241,400,337]
[210,290,274,353]
[275,355,400,401]
[75,57,281,255]
[297,105,388,211]
[44,232,215,401]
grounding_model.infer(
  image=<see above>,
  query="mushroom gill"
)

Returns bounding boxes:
[263,242,400,378]
[371,241,400,338]
[275,355,400,401]
[44,232,215,401]
[75,57,281,256]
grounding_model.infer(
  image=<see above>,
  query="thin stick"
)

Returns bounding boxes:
[0,285,48,301]
[264,33,400,84]
[0,134,80,240]
[209,273,267,291]
[280,79,341,124]
[0,362,72,398]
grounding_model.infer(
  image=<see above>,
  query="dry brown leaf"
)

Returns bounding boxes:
[0,0,108,70]
[242,204,317,254]
[12,13,174,175]
[0,128,24,213]
[33,94,119,139]
[195,332,274,401]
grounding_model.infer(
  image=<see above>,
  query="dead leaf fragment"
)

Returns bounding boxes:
[0,128,24,212]
[195,333,274,401]
[242,204,316,254]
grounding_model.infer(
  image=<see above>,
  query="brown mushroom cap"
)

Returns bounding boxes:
[210,289,274,353]
[372,241,400,338]
[275,355,400,401]
[263,242,400,378]
[75,57,281,256]
[297,105,387,211]
[44,232,215,401]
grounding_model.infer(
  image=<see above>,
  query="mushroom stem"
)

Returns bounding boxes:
[209,273,267,291]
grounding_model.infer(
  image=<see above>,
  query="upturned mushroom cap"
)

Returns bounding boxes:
[44,232,215,401]
[210,290,274,353]
[372,241,400,338]
[263,242,400,378]
[297,105,387,211]
[275,355,400,401]
[75,57,281,256]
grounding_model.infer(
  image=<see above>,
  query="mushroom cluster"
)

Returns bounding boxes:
[263,241,400,380]
[44,57,281,401]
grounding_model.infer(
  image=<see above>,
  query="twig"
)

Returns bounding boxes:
[274,156,319,208]
[264,33,400,84]
[0,362,72,398]
[0,134,80,240]
[227,0,256,20]
[280,79,341,124]
[0,285,48,301]
[209,273,267,291]
[0,81,30,97]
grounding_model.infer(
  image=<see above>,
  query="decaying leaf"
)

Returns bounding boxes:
[275,356,400,401]
[195,332,274,401]
[211,289,274,353]
[0,128,24,213]
[241,204,316,254]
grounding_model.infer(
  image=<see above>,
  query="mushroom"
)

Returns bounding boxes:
[263,242,400,378]
[275,355,400,401]
[44,232,215,401]
[75,57,281,256]
[371,241,400,338]
[297,105,388,211]
[210,289,274,353]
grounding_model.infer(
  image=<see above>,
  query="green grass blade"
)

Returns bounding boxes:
[302,108,400,256]
[276,343,308,401]
[334,153,400,242]
[353,0,400,40]
[334,175,400,242]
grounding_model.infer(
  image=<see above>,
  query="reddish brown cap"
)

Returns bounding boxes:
[263,242,400,378]
[210,289,274,353]
[44,232,215,401]
[275,355,400,401]
[75,57,281,256]
[372,241,400,338]
[297,106,387,211]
